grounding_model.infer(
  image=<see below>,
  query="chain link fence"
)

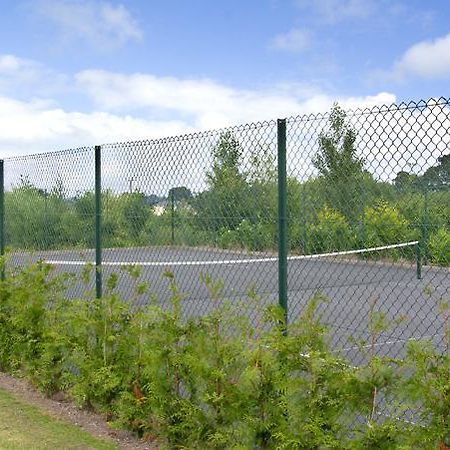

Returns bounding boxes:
[1,97,449,364]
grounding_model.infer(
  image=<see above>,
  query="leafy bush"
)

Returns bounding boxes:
[307,206,355,253]
[429,227,450,266]
[364,200,412,247]
[217,220,275,251]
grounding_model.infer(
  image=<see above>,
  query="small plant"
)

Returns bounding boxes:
[346,299,408,447]
[401,300,450,448]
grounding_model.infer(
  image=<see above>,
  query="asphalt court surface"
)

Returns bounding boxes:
[10,245,450,364]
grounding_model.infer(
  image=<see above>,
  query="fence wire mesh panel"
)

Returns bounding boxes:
[287,98,450,366]
[98,121,278,315]
[4,148,96,296]
[1,98,448,353]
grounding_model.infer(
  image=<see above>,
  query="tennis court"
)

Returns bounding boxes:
[10,241,449,365]
[3,98,449,372]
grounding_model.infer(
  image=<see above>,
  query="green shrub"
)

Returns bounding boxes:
[236,219,275,251]
[0,263,448,448]
[308,206,355,253]
[364,200,412,247]
[217,227,240,249]
[429,227,450,266]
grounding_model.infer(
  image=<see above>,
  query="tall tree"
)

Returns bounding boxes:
[313,104,366,222]
[196,132,249,232]
[206,131,245,190]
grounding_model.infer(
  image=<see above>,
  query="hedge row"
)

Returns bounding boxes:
[0,263,448,448]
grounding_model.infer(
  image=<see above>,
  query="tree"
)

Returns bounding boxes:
[119,192,151,238]
[197,132,250,232]
[167,186,193,203]
[394,171,420,192]
[312,104,366,223]
[5,177,77,249]
[207,131,245,189]
[422,154,450,190]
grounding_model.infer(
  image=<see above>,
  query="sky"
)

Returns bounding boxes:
[0,0,450,157]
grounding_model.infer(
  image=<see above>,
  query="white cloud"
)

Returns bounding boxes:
[0,54,68,97]
[0,95,194,156]
[391,32,450,80]
[76,69,395,130]
[0,54,28,73]
[2,56,448,197]
[34,0,142,48]
[0,53,398,163]
[270,28,311,52]
[295,0,375,23]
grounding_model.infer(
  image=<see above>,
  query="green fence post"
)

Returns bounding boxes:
[416,242,422,280]
[277,119,288,329]
[95,145,102,299]
[171,189,175,245]
[0,160,4,281]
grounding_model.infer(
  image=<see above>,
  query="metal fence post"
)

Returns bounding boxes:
[95,145,102,299]
[416,242,422,280]
[277,119,288,327]
[0,160,4,281]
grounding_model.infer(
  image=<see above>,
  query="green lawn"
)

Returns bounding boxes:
[0,387,118,450]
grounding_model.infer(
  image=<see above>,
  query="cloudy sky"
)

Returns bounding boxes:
[0,0,449,156]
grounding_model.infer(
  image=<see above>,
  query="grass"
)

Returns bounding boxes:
[0,387,118,450]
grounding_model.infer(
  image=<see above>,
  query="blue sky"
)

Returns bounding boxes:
[0,0,449,156]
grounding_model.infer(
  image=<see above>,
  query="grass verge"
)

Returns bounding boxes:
[0,387,118,450]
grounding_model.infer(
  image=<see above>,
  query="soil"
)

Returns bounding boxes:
[0,372,159,450]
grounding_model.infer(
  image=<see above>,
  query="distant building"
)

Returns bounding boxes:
[153,200,168,216]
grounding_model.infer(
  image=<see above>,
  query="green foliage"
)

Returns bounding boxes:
[308,206,354,253]
[2,106,449,267]
[218,219,275,251]
[422,154,450,190]
[312,104,366,223]
[401,339,450,447]
[118,192,151,237]
[167,186,193,203]
[364,201,412,247]
[5,177,80,249]
[0,263,448,448]
[429,227,450,266]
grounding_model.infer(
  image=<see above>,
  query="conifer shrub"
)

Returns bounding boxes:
[0,262,448,448]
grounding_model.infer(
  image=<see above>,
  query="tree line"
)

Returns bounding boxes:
[4,105,450,265]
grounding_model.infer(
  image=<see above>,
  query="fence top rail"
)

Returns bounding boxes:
[4,146,94,163]
[2,96,449,161]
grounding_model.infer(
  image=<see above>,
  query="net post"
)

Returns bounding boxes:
[95,145,102,299]
[0,159,4,281]
[277,119,288,330]
[416,242,422,280]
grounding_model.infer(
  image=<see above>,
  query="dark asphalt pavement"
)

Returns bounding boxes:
[9,245,450,364]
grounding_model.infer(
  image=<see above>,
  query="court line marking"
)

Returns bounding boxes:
[44,241,419,267]
[340,332,443,352]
